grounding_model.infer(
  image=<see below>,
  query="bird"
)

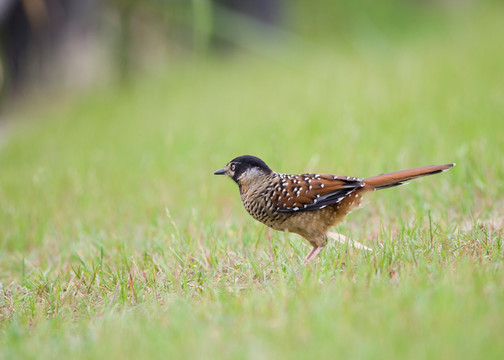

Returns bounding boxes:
[214,155,454,262]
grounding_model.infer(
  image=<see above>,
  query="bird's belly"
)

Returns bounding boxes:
[278,208,344,238]
[243,200,340,238]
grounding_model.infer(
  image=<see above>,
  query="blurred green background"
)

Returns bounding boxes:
[1,0,503,359]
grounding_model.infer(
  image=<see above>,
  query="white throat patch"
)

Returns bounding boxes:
[239,167,264,182]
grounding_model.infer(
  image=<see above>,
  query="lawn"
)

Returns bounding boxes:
[1,3,503,359]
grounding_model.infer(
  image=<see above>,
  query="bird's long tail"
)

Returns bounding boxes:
[363,164,454,191]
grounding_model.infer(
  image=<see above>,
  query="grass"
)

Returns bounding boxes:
[1,3,504,359]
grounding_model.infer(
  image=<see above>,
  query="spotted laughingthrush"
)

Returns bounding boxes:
[214,155,454,262]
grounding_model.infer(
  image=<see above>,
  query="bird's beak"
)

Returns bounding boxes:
[214,168,227,175]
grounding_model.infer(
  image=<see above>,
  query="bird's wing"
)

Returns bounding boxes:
[271,173,364,212]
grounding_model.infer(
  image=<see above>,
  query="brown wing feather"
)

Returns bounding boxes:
[272,173,364,212]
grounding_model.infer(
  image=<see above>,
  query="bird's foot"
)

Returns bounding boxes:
[327,232,373,252]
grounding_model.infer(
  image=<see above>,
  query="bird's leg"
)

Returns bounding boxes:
[327,232,372,252]
[304,246,325,262]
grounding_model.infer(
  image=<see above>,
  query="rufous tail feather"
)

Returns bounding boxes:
[364,164,454,191]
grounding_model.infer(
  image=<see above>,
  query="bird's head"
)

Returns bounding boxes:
[214,155,273,185]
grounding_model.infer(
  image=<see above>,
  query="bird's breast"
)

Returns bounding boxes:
[240,185,286,228]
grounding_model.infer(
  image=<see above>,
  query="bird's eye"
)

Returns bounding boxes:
[230,164,236,171]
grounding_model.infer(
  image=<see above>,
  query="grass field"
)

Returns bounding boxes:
[1,3,504,359]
